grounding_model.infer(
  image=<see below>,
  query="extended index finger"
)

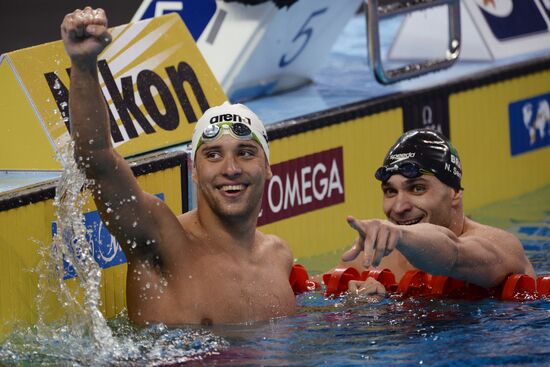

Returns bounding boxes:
[347,216,365,238]
[362,229,376,268]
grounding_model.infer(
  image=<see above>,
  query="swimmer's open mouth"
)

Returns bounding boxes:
[219,184,247,194]
[396,217,423,225]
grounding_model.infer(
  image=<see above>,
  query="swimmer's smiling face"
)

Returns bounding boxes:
[382,173,457,229]
[193,134,272,219]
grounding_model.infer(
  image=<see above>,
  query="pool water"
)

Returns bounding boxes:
[2,286,547,366]
[203,294,549,367]
[0,317,228,366]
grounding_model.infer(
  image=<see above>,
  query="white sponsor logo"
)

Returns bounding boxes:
[389,152,415,164]
[210,113,252,125]
[266,159,343,214]
[522,100,550,145]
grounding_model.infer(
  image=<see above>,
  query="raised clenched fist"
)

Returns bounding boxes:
[61,7,111,66]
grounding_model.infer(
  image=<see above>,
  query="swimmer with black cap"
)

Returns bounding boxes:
[337,129,535,288]
[61,6,296,326]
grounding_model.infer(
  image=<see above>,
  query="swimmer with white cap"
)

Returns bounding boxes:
[190,101,270,162]
[336,129,535,289]
[61,7,296,326]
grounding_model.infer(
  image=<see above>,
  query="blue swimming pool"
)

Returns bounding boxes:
[202,293,549,366]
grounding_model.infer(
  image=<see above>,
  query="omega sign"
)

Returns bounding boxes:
[258,147,345,226]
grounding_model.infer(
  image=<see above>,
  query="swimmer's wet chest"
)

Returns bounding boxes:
[168,242,289,292]
[165,255,292,323]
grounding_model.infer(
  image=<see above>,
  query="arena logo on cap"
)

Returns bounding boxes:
[508,92,550,156]
[209,113,252,125]
[258,147,344,226]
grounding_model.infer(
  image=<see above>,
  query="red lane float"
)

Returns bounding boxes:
[538,275,550,296]
[361,268,397,292]
[501,274,537,301]
[430,275,492,300]
[289,264,320,294]
[396,270,432,296]
[322,267,360,297]
[314,266,550,300]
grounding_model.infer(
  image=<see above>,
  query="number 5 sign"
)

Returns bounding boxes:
[195,0,362,102]
[279,8,328,68]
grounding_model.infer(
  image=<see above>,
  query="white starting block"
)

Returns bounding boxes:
[133,0,363,101]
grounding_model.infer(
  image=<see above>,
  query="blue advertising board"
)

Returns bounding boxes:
[509,92,550,156]
[133,0,217,40]
[478,0,548,40]
[52,193,164,280]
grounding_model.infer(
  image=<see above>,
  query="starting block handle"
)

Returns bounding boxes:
[366,0,461,84]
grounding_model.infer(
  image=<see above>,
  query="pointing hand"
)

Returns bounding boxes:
[341,216,401,268]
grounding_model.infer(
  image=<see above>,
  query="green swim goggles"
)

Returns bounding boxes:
[196,122,262,151]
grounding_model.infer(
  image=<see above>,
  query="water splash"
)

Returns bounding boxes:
[0,140,227,365]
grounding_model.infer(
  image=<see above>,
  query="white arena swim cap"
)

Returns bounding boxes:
[191,101,270,161]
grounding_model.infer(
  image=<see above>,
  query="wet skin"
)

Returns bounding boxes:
[382,174,456,231]
[125,136,296,325]
[339,174,535,287]
[62,7,296,325]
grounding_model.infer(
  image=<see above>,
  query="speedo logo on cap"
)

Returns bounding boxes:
[389,152,415,162]
[210,114,251,125]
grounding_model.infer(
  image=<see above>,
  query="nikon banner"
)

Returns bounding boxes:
[0,13,226,171]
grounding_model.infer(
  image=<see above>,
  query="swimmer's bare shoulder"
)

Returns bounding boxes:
[458,218,536,279]
[257,232,294,273]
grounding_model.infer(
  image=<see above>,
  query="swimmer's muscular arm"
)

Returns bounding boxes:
[62,8,185,261]
[395,221,535,287]
[343,217,535,288]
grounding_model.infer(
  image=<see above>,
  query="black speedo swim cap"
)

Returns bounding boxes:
[375,129,463,190]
